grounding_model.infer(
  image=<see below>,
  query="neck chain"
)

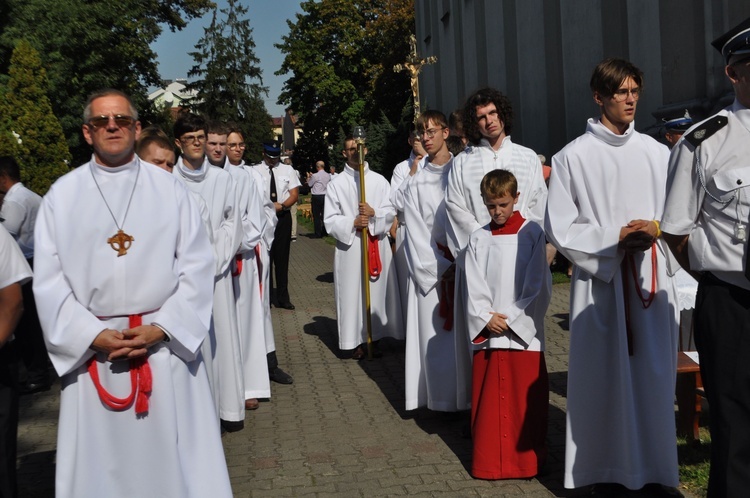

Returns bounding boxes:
[90,162,140,256]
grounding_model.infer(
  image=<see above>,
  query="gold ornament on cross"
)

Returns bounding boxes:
[394,34,437,125]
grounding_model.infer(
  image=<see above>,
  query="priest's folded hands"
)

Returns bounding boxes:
[92,325,167,361]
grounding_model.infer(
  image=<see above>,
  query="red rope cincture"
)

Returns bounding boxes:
[622,241,658,356]
[368,233,382,278]
[232,253,243,277]
[87,314,153,415]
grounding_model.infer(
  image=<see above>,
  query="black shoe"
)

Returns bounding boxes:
[269,367,293,384]
[20,382,51,395]
[278,302,295,310]
[220,419,244,433]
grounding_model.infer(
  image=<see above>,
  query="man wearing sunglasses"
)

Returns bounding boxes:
[546,59,679,495]
[32,89,232,497]
[173,113,246,434]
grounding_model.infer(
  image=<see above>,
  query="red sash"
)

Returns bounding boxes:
[368,233,382,278]
[87,314,153,415]
[232,253,243,277]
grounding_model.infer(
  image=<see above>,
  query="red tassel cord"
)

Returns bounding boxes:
[87,314,153,415]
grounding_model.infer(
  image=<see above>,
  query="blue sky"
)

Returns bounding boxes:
[150,0,305,118]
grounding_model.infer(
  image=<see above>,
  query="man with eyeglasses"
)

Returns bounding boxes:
[324,137,402,360]
[545,59,679,494]
[173,113,247,433]
[31,89,232,497]
[400,110,465,413]
[225,128,292,390]
[251,141,300,313]
[445,87,548,412]
[662,18,750,497]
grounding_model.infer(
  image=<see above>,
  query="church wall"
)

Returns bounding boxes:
[415,0,749,157]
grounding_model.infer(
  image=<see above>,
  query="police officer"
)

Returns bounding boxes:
[662,17,750,498]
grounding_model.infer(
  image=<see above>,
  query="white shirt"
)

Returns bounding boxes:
[1,181,41,258]
[662,99,750,290]
[251,160,301,206]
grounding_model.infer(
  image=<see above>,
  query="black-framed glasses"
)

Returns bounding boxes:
[611,88,640,102]
[87,114,136,129]
[180,133,206,144]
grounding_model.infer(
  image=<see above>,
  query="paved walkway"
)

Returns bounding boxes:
[14,222,694,497]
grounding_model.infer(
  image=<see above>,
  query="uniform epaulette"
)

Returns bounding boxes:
[685,115,728,147]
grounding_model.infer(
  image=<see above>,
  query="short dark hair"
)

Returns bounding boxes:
[0,156,21,182]
[83,89,138,122]
[173,112,207,139]
[207,120,230,136]
[449,109,464,137]
[480,169,518,199]
[417,110,448,131]
[226,122,244,138]
[590,58,644,97]
[463,87,514,144]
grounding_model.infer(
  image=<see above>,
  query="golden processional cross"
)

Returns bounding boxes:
[394,34,437,125]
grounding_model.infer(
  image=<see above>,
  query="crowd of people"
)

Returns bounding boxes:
[0,16,749,498]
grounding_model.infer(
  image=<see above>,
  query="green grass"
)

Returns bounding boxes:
[677,428,710,497]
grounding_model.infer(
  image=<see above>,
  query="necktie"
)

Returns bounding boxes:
[269,167,277,202]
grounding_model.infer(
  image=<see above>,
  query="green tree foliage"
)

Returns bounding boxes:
[0,40,70,194]
[188,0,273,165]
[276,0,415,176]
[0,0,212,165]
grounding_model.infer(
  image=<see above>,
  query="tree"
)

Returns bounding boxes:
[188,0,273,164]
[0,40,70,194]
[276,0,415,177]
[0,0,213,165]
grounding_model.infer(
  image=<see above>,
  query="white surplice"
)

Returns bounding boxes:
[33,157,231,498]
[324,164,402,350]
[174,157,245,422]
[390,153,424,332]
[545,118,679,489]
[224,161,270,400]
[464,219,550,351]
[402,158,466,411]
[445,136,547,408]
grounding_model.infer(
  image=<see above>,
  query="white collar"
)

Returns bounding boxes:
[176,156,209,182]
[586,117,635,147]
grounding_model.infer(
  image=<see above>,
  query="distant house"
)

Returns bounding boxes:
[148,79,198,118]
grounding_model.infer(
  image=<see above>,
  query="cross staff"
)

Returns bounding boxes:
[394,34,437,125]
[352,126,374,360]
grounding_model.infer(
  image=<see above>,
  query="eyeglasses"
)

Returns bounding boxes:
[419,127,445,139]
[87,114,136,129]
[611,88,641,102]
[180,133,206,144]
[227,142,246,150]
